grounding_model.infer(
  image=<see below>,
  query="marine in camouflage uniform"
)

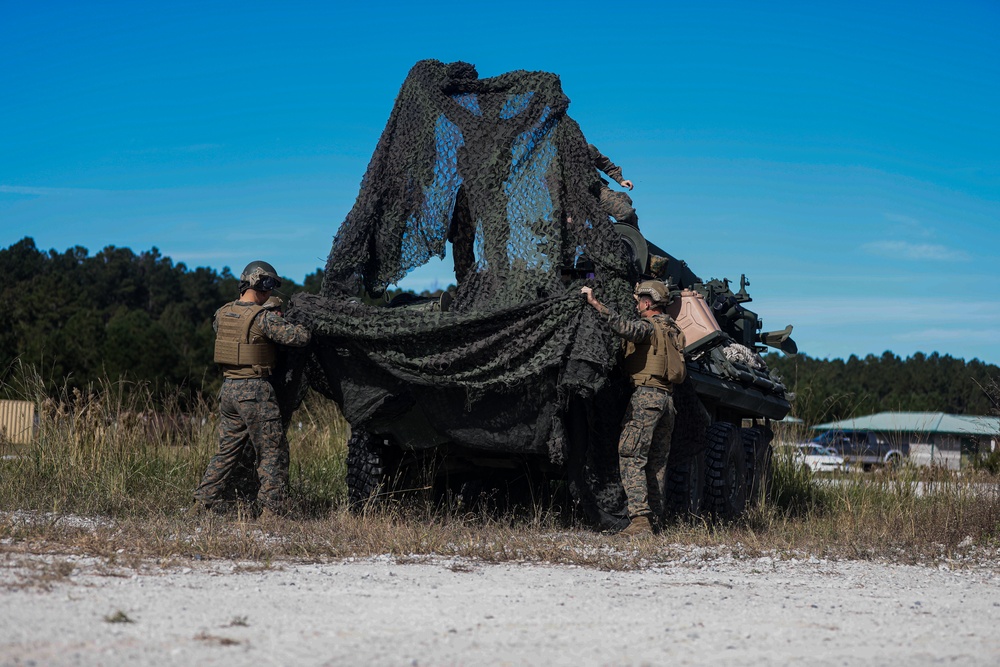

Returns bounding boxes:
[589,144,638,228]
[192,261,311,516]
[581,280,686,536]
[224,294,289,502]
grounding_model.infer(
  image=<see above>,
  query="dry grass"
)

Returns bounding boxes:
[0,555,76,591]
[194,632,241,646]
[2,371,1000,571]
[104,610,134,624]
[0,369,348,517]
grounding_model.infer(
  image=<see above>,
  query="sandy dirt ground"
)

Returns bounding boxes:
[2,545,999,666]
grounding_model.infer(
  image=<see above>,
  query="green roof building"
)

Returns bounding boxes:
[812,412,1000,470]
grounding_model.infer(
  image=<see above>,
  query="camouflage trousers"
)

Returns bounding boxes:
[194,378,289,513]
[618,385,675,519]
[598,185,638,228]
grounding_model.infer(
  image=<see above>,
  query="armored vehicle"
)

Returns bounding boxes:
[613,224,796,521]
[281,60,797,528]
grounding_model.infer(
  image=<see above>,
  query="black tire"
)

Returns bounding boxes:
[345,429,394,509]
[665,450,705,519]
[704,422,748,520]
[741,427,774,507]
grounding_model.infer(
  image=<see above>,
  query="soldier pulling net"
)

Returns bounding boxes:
[273,60,641,517]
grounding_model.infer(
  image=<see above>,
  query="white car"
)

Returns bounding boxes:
[793,443,845,473]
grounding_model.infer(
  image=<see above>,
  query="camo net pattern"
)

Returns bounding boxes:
[322,60,632,310]
[282,60,637,472]
[723,342,767,371]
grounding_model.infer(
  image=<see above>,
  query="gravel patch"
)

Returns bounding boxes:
[2,547,999,666]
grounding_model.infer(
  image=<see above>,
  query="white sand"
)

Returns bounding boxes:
[3,546,999,666]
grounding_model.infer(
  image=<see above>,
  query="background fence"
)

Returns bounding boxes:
[0,399,35,445]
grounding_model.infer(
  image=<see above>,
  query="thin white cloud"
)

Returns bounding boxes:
[861,240,969,261]
[759,298,1000,326]
[893,328,1000,344]
[883,212,921,226]
[176,143,221,153]
[882,212,935,238]
[167,251,237,261]
[124,144,222,155]
[755,297,1000,362]
[224,228,320,241]
[0,185,106,196]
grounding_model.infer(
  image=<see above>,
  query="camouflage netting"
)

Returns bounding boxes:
[278,60,639,472]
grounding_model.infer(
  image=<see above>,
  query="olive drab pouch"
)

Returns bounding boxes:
[662,321,687,385]
[623,315,687,389]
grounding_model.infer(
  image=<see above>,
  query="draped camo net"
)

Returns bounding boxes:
[278,60,640,478]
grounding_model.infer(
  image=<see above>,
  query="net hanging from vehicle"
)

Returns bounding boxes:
[279,60,638,466]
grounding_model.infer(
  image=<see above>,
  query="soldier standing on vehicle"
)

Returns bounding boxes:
[589,144,638,228]
[581,280,686,536]
[190,261,311,518]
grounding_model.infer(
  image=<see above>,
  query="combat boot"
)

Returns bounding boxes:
[619,515,653,537]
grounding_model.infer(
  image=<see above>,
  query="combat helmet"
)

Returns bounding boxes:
[240,260,282,294]
[634,280,671,308]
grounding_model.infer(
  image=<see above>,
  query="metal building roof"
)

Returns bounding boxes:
[813,412,1000,436]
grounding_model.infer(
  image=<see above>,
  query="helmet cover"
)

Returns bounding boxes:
[634,279,671,307]
[240,260,281,293]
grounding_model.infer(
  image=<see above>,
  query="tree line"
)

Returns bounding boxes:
[2,237,996,419]
[764,351,999,425]
[0,237,322,401]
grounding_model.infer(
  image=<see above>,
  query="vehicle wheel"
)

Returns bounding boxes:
[665,450,705,519]
[741,427,773,507]
[884,453,903,470]
[704,422,748,520]
[345,429,396,509]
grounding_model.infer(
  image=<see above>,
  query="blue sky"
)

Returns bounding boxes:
[2,1,998,364]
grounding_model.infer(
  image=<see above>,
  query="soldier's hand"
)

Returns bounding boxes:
[621,179,634,191]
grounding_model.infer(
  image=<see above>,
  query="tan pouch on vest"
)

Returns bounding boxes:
[625,317,687,389]
[663,324,687,384]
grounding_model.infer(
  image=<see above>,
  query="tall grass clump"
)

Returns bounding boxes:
[768,443,830,516]
[732,452,1000,562]
[3,360,999,568]
[285,395,350,514]
[0,366,349,518]
[0,369,216,516]
[830,464,1000,559]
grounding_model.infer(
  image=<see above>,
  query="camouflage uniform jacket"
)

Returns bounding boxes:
[213,300,312,345]
[600,309,673,346]
[589,144,626,187]
[600,309,681,519]
[599,309,682,389]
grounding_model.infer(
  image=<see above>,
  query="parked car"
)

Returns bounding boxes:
[792,443,845,473]
[809,430,908,469]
